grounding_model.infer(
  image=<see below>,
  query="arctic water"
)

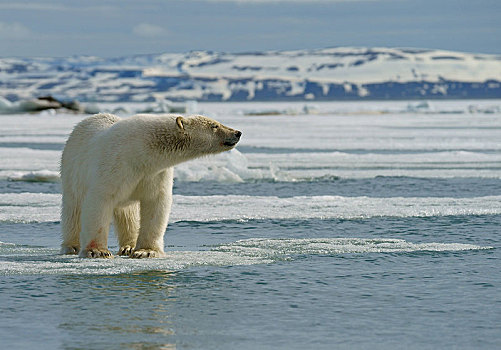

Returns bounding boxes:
[0,100,500,349]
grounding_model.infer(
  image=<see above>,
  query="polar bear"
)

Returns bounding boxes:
[60,113,241,258]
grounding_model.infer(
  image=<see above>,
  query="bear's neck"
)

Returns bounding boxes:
[152,141,213,169]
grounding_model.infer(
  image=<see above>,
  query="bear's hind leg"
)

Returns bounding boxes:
[113,202,140,256]
[60,193,81,255]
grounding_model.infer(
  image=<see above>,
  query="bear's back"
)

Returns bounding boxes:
[64,113,120,150]
[71,113,120,139]
[61,113,121,177]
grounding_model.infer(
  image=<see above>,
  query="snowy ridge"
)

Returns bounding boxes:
[1,47,500,102]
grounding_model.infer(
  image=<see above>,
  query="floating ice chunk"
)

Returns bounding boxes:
[224,149,261,181]
[216,238,492,258]
[7,170,60,183]
[170,194,501,223]
[175,163,243,183]
[0,245,272,276]
[2,192,501,224]
[406,101,431,112]
[174,149,285,183]
[0,237,491,276]
[0,191,496,223]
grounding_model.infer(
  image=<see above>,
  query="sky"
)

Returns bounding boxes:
[0,0,500,57]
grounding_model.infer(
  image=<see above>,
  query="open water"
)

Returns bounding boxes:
[0,100,500,349]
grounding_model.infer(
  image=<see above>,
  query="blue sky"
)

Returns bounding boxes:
[0,0,500,57]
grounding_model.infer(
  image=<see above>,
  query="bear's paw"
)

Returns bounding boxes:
[130,249,165,259]
[60,245,79,255]
[118,245,135,256]
[80,248,113,259]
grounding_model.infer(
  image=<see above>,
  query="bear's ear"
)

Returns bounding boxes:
[176,116,185,130]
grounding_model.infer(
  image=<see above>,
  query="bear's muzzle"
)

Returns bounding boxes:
[223,130,242,147]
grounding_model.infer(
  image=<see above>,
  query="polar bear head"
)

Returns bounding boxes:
[175,115,242,155]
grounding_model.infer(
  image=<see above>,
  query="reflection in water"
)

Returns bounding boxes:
[57,271,177,350]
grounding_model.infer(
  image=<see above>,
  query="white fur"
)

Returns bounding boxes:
[60,113,240,258]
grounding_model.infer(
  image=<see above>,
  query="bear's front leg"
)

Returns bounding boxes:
[79,192,114,258]
[132,184,172,259]
[132,196,169,258]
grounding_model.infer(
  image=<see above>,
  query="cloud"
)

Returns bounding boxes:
[0,21,31,38]
[132,23,168,38]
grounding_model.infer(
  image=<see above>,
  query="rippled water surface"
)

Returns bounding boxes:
[1,101,500,349]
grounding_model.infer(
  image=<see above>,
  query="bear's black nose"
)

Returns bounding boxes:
[235,131,242,138]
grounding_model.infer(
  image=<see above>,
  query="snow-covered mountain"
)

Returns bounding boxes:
[1,47,500,102]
